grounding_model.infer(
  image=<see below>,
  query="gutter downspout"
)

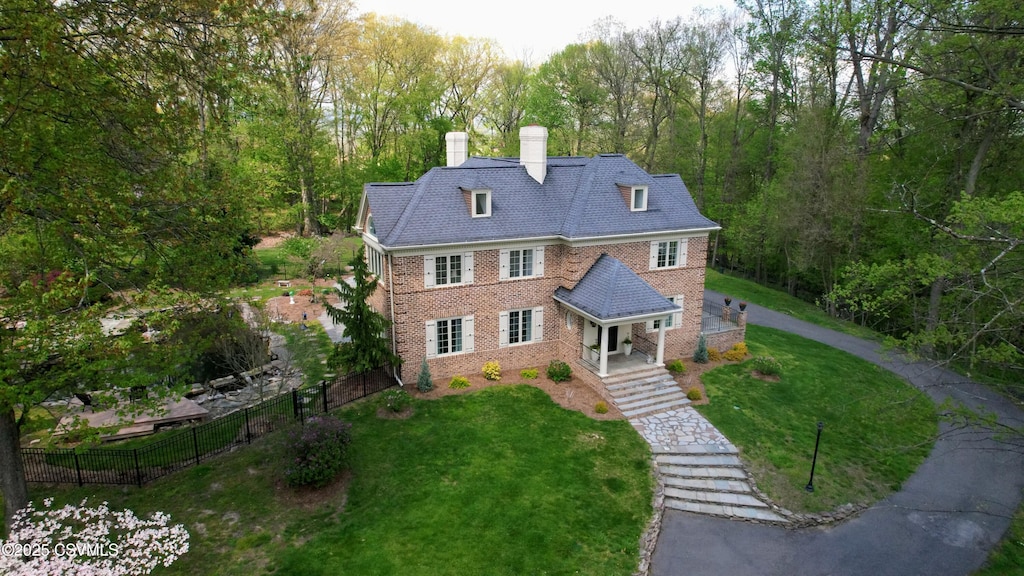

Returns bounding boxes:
[387,253,404,387]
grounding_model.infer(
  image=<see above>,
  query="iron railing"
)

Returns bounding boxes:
[701,299,741,334]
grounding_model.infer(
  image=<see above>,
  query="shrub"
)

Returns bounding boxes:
[416,358,433,392]
[520,368,539,380]
[693,334,709,364]
[707,347,722,362]
[284,415,353,488]
[723,342,749,362]
[380,389,411,412]
[686,388,703,401]
[666,359,686,374]
[546,360,572,382]
[595,401,609,414]
[482,361,501,381]
[449,375,470,389]
[752,356,783,376]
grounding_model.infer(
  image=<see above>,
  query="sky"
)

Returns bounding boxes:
[356,0,734,62]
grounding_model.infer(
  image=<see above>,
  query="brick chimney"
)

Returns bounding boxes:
[519,125,547,184]
[445,131,468,167]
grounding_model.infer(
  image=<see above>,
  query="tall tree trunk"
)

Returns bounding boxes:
[1,408,28,536]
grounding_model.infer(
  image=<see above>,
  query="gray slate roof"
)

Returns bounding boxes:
[554,254,680,321]
[364,154,718,248]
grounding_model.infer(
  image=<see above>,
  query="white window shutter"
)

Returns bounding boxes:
[463,315,475,352]
[424,255,436,288]
[499,249,510,280]
[646,319,655,332]
[498,311,509,347]
[649,241,659,269]
[533,306,544,341]
[679,239,688,267]
[463,252,474,284]
[534,246,545,277]
[425,320,437,358]
[674,294,684,327]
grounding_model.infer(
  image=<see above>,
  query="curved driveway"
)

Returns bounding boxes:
[652,292,1024,576]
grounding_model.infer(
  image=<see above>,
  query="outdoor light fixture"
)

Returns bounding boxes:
[806,421,824,492]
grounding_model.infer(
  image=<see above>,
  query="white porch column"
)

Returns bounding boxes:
[599,338,609,377]
[655,322,667,366]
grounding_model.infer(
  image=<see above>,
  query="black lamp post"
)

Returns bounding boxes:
[805,421,824,493]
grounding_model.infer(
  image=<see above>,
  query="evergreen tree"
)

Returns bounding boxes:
[325,247,401,374]
[416,359,433,392]
[693,334,710,364]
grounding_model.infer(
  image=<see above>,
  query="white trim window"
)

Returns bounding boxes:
[499,307,544,347]
[424,252,475,287]
[499,246,545,280]
[472,190,491,217]
[631,186,648,211]
[649,239,688,269]
[366,245,385,278]
[647,295,683,332]
[425,315,475,358]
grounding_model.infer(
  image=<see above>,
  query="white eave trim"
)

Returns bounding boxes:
[553,294,682,326]
[376,227,720,255]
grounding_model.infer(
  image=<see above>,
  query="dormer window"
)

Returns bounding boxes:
[631,186,648,212]
[472,190,491,218]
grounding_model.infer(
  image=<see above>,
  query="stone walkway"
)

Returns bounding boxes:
[625,396,787,523]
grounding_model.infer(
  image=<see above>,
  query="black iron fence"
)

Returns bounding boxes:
[23,365,399,486]
[701,299,741,334]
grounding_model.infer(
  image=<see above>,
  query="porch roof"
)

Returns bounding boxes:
[553,254,680,323]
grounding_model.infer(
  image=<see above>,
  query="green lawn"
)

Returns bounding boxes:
[32,386,653,575]
[697,324,937,513]
[705,269,879,340]
[975,498,1024,575]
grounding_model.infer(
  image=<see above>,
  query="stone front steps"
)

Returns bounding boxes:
[654,445,788,524]
[604,368,690,418]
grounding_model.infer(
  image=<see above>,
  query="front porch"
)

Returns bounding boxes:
[579,347,656,378]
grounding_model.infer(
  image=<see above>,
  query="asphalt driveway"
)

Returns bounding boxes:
[652,292,1024,576]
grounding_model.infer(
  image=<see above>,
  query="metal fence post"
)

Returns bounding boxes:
[192,427,200,465]
[134,449,143,487]
[73,451,83,487]
[322,380,329,413]
[244,407,252,444]
[292,389,302,421]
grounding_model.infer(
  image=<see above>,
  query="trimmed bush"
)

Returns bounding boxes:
[482,361,501,381]
[752,356,783,376]
[381,389,411,412]
[595,401,609,414]
[449,375,470,389]
[416,359,433,392]
[666,359,686,374]
[723,342,749,362]
[707,347,722,362]
[284,416,352,488]
[546,360,572,382]
[693,334,709,364]
[686,388,703,401]
[520,368,539,380]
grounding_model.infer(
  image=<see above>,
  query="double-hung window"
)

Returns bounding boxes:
[499,307,544,347]
[647,295,683,332]
[426,315,475,357]
[424,252,474,287]
[649,239,688,270]
[500,246,545,280]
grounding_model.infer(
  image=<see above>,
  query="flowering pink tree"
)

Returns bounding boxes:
[0,499,189,575]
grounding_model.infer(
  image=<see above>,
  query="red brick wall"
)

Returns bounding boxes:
[371,236,714,382]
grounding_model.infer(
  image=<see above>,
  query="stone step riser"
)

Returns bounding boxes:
[615,390,686,410]
[651,445,738,455]
[664,487,769,508]
[656,454,744,467]
[661,476,752,494]
[658,465,747,480]
[664,499,788,524]
[621,399,691,418]
[608,379,679,399]
[605,372,675,390]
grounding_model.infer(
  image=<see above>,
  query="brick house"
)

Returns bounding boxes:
[353,126,744,398]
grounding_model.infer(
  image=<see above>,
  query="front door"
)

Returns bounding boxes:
[598,325,619,353]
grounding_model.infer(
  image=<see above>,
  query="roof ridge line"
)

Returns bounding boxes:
[560,158,600,237]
